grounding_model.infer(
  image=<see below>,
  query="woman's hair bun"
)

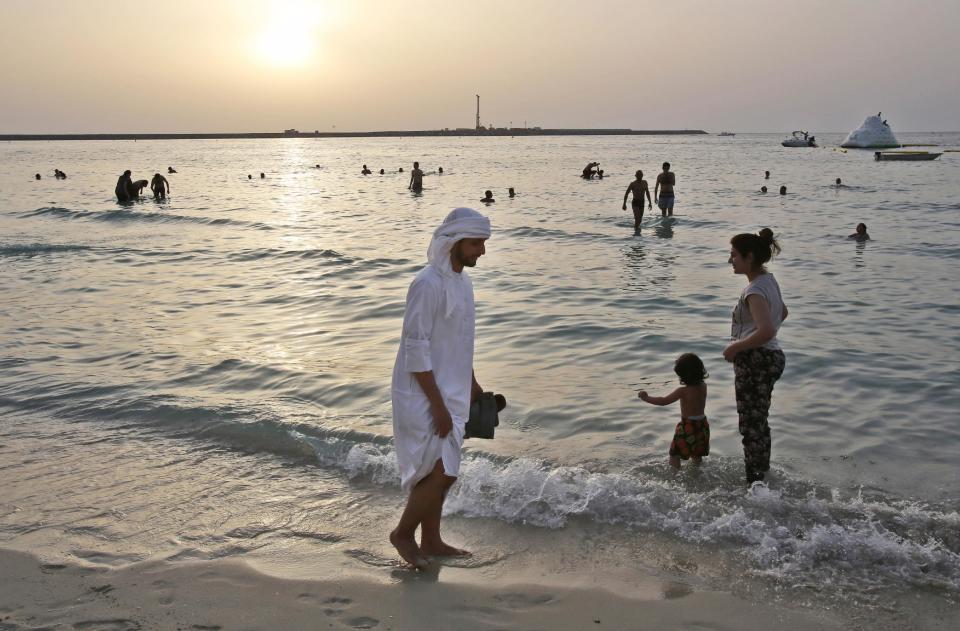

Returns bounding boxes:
[757,228,781,256]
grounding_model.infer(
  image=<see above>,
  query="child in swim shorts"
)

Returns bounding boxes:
[638,353,709,469]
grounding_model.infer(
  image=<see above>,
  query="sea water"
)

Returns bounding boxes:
[1,135,958,629]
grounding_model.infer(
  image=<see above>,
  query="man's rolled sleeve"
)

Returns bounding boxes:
[398,277,438,373]
[402,337,432,373]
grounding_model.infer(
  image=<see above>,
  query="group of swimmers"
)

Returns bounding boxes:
[35,170,67,180]
[103,157,868,239]
[353,160,518,202]
[359,163,444,178]
[759,170,789,195]
[114,170,170,202]
[758,170,870,240]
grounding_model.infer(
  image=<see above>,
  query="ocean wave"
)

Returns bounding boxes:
[4,382,957,594]
[330,442,960,594]
[502,225,620,243]
[0,243,94,257]
[226,248,358,264]
[22,206,274,230]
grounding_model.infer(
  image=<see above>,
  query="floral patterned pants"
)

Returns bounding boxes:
[734,347,786,483]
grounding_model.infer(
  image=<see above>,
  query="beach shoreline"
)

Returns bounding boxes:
[0,547,851,631]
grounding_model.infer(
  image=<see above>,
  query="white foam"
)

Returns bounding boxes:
[299,433,960,593]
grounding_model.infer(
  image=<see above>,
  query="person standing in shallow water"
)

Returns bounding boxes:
[390,207,493,569]
[724,228,788,484]
[115,170,133,202]
[408,161,424,192]
[150,173,169,200]
[654,162,676,216]
[622,170,652,230]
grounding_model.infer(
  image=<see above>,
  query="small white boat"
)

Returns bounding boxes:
[782,130,817,147]
[718,131,736,137]
[874,151,941,161]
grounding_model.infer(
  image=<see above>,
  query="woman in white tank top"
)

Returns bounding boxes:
[723,228,788,484]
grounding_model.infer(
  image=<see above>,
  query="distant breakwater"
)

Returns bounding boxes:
[0,129,707,141]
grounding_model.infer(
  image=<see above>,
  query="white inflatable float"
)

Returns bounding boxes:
[841,115,899,149]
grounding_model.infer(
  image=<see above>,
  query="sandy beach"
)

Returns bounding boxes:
[0,547,852,631]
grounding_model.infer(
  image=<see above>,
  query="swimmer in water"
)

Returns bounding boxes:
[481,190,495,203]
[848,223,870,241]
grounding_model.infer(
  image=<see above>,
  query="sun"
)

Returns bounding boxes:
[257,24,314,66]
[254,3,325,67]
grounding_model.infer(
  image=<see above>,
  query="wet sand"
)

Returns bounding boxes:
[0,547,846,631]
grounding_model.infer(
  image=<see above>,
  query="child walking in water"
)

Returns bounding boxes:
[638,353,710,469]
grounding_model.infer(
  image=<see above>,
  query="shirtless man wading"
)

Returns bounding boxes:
[655,162,676,217]
[622,170,653,230]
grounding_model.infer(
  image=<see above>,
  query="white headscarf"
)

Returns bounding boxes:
[427,207,491,317]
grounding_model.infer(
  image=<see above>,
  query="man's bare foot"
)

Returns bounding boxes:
[390,530,429,569]
[419,541,471,557]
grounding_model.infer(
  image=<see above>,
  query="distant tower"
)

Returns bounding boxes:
[475,94,480,132]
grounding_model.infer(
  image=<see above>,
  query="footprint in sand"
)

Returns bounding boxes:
[151,578,175,605]
[41,563,68,573]
[344,616,379,629]
[89,584,114,595]
[325,596,353,605]
[306,594,355,618]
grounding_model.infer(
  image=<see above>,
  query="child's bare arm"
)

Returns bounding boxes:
[638,387,683,406]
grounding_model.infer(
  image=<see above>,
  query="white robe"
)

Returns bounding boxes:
[392,264,475,493]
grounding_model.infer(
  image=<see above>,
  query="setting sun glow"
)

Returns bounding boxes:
[257,26,313,66]
[254,3,324,67]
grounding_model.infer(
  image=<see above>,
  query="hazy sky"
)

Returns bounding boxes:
[2,0,958,133]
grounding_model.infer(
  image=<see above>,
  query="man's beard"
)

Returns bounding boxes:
[452,245,478,268]
[454,253,477,267]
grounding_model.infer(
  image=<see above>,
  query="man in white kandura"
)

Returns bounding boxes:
[390,207,491,569]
